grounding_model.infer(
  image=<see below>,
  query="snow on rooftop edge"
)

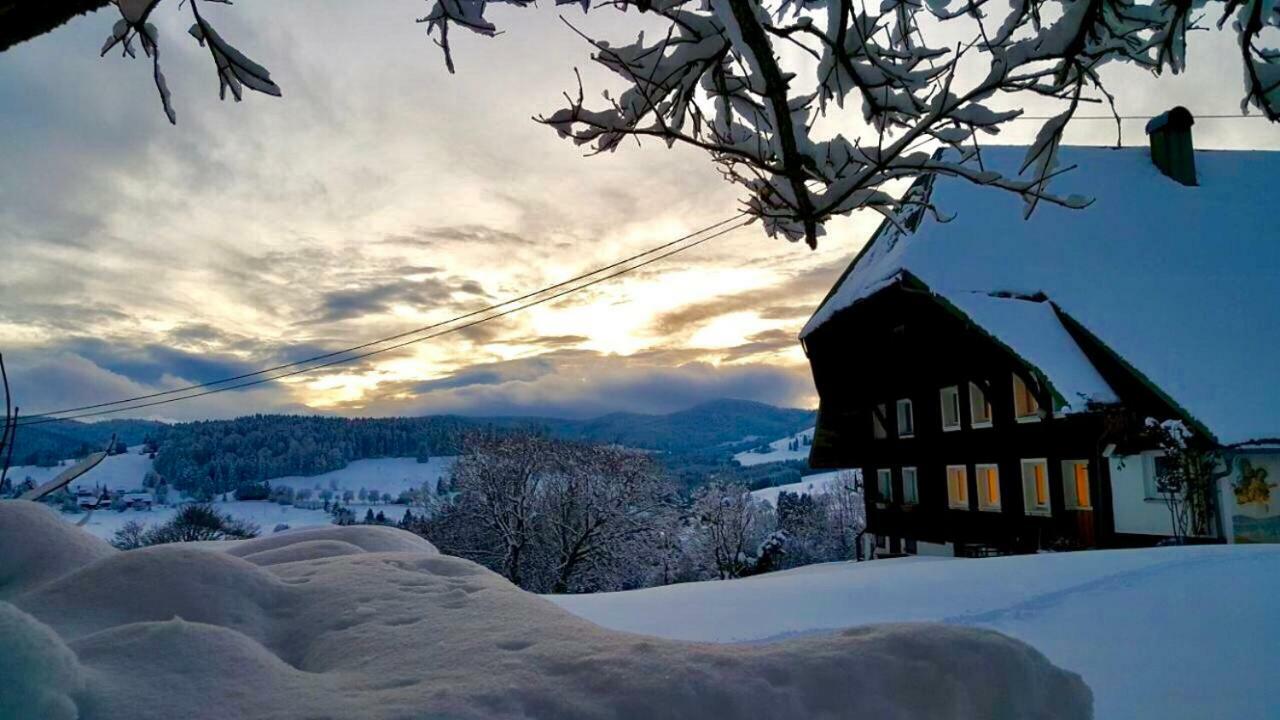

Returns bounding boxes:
[801,145,1280,444]
[943,292,1118,413]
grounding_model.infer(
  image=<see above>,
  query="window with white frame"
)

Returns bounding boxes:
[872,404,888,439]
[940,386,961,431]
[877,468,893,503]
[1021,459,1052,516]
[976,464,1001,511]
[896,399,914,437]
[902,467,919,505]
[1143,453,1176,500]
[1013,374,1041,421]
[969,381,993,428]
[1062,460,1092,510]
[946,465,969,509]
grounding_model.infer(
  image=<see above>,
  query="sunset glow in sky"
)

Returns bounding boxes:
[2,2,1277,421]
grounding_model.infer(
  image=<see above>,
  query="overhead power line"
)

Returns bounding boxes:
[18,217,751,427]
[1015,113,1267,120]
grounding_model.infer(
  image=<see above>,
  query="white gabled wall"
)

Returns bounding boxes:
[1109,455,1179,537]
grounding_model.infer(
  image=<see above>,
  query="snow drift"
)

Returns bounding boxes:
[0,501,1091,719]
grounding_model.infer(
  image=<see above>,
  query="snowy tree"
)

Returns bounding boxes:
[691,480,775,579]
[73,0,1280,245]
[535,443,677,593]
[438,432,552,587]
[825,469,867,560]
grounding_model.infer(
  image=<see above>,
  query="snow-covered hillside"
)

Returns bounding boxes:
[734,427,814,466]
[5,447,155,493]
[268,456,454,496]
[0,501,1090,720]
[8,453,455,541]
[552,545,1280,720]
[750,470,845,506]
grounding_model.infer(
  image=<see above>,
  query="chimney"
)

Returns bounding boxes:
[1144,106,1197,186]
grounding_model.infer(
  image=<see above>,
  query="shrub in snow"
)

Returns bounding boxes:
[273,523,291,533]
[110,503,260,549]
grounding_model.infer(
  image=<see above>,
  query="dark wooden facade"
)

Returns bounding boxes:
[803,279,1179,554]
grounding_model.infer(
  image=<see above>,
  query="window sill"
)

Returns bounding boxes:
[971,421,993,429]
[1015,415,1041,424]
[948,505,971,511]
[978,506,1003,513]
[942,425,962,433]
[898,434,915,440]
[1025,509,1053,518]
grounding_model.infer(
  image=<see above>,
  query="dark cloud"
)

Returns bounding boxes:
[54,337,262,387]
[379,225,532,249]
[719,329,799,362]
[651,258,849,336]
[306,275,491,324]
[343,349,814,419]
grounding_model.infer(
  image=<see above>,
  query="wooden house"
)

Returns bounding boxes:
[801,110,1280,556]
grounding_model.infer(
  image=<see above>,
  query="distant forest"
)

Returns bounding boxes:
[12,399,817,498]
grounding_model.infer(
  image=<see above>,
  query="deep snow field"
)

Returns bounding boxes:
[749,470,844,507]
[734,427,815,466]
[1,501,1089,720]
[553,544,1280,719]
[6,451,455,541]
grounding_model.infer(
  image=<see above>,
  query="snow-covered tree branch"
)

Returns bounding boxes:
[91,0,1278,244]
[424,0,1280,246]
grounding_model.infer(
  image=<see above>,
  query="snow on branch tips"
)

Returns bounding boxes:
[102,0,280,125]
[422,0,1280,247]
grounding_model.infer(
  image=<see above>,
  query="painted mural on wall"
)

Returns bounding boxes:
[1230,456,1280,543]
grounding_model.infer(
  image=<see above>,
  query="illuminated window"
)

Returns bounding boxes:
[872,404,888,439]
[1063,460,1092,509]
[877,468,893,503]
[976,464,1001,511]
[969,381,993,428]
[1013,374,1041,421]
[947,465,969,509]
[940,387,961,431]
[1021,459,1052,516]
[896,399,914,437]
[902,467,919,505]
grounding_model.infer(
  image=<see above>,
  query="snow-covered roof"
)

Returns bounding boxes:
[803,146,1280,445]
[943,292,1118,413]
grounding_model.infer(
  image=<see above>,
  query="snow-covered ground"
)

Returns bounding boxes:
[552,545,1280,720]
[1,501,1090,719]
[268,456,454,496]
[6,447,155,493]
[734,427,814,466]
[749,470,845,506]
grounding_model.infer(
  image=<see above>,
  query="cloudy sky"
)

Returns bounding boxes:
[2,2,1277,422]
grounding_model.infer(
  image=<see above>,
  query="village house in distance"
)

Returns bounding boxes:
[801,109,1280,557]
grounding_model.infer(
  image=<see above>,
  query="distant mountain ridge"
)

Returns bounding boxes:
[491,399,816,453]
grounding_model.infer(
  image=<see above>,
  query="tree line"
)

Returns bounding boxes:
[405,433,866,594]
